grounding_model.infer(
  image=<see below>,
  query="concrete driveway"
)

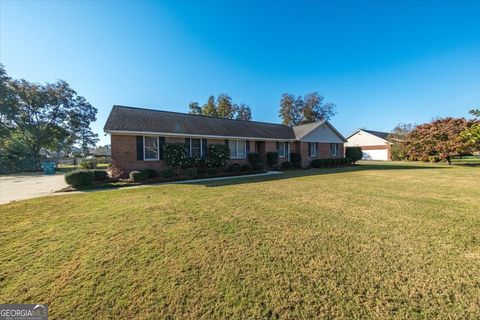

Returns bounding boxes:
[0,173,67,205]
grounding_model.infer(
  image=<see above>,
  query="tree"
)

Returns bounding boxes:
[0,64,97,169]
[188,102,201,115]
[301,92,336,124]
[461,109,480,151]
[403,118,477,164]
[387,123,415,160]
[202,96,218,117]
[279,93,297,126]
[279,92,336,126]
[217,94,235,118]
[345,147,363,163]
[234,103,252,121]
[188,94,253,120]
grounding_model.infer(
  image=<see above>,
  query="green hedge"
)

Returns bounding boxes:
[142,168,157,178]
[266,152,279,168]
[311,158,353,168]
[65,170,94,187]
[345,147,363,163]
[247,153,262,167]
[281,161,294,170]
[290,153,302,168]
[207,144,230,168]
[92,169,108,181]
[129,170,147,182]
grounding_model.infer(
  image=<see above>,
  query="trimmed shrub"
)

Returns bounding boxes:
[290,153,302,168]
[207,144,230,168]
[142,168,157,179]
[161,168,175,178]
[228,163,241,172]
[197,167,218,176]
[345,147,363,164]
[130,170,147,182]
[247,153,262,167]
[281,161,293,170]
[266,152,279,168]
[65,170,94,187]
[92,169,108,181]
[252,164,264,172]
[240,164,251,172]
[164,144,189,172]
[311,159,322,168]
[345,157,353,165]
[184,167,198,177]
[80,158,96,169]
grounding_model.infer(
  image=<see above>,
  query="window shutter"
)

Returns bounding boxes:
[185,138,191,157]
[136,136,144,161]
[202,139,208,157]
[159,137,165,160]
[316,143,319,157]
[308,142,311,157]
[276,141,279,152]
[246,140,250,155]
[225,139,229,146]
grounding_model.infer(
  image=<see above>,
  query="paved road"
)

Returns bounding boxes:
[0,173,67,205]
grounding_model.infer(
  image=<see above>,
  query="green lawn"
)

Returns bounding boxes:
[451,155,480,165]
[1,163,479,319]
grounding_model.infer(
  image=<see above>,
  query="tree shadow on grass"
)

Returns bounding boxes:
[185,163,450,188]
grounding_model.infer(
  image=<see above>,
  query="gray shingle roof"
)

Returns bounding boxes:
[362,129,390,140]
[292,122,324,139]
[104,105,296,140]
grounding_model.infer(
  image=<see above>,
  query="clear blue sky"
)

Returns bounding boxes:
[1,0,479,145]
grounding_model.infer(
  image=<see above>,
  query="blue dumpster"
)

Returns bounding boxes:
[42,161,56,174]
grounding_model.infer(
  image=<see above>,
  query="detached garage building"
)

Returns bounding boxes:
[345,129,392,161]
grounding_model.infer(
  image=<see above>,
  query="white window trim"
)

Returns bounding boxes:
[143,135,159,161]
[229,139,247,159]
[189,138,203,158]
[310,142,317,157]
[331,143,338,157]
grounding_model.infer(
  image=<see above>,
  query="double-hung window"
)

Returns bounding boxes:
[309,142,317,157]
[278,141,287,158]
[228,140,246,159]
[190,138,202,158]
[330,143,338,157]
[144,136,159,160]
[186,138,205,158]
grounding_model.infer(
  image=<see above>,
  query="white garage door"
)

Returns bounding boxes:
[362,149,389,161]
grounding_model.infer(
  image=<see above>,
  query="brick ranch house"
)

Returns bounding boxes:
[104,105,347,177]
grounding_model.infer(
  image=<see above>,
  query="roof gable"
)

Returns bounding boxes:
[346,129,390,142]
[293,121,346,143]
[104,105,295,140]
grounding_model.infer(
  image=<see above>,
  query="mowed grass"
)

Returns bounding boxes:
[1,163,479,319]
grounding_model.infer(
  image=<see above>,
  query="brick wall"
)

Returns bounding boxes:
[296,142,345,167]
[110,134,345,177]
[110,135,169,178]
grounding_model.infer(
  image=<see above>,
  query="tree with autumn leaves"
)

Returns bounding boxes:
[402,117,479,164]
[461,109,480,148]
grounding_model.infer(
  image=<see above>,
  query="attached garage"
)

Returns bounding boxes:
[345,129,392,161]
[361,147,390,161]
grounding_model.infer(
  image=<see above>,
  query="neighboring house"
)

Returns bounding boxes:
[345,129,392,161]
[104,105,346,177]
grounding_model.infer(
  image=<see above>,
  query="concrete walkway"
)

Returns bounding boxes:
[167,171,283,184]
[0,173,67,205]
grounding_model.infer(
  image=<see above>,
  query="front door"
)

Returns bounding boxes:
[255,141,266,158]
